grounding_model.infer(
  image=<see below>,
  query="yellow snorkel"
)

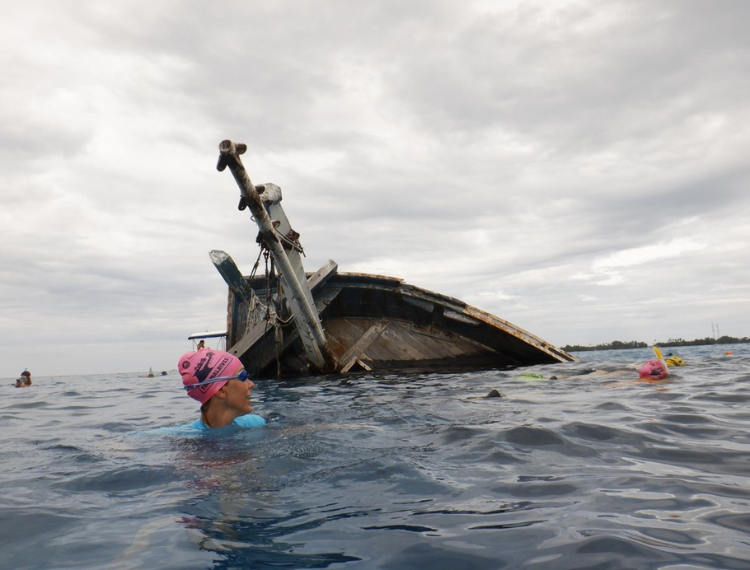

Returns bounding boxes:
[652,346,671,376]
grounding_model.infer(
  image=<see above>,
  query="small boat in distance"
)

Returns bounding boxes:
[209,140,576,379]
[187,330,227,351]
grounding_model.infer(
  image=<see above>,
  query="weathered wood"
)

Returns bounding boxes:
[246,286,343,376]
[325,273,571,364]
[218,140,330,369]
[209,250,256,302]
[227,314,272,361]
[307,260,339,291]
[260,183,317,312]
[443,309,480,325]
[353,358,372,371]
[212,142,577,377]
[382,325,446,361]
[339,320,390,373]
[461,305,568,362]
[230,269,575,376]
[228,260,339,364]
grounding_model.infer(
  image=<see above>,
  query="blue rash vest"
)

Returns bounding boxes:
[142,413,267,436]
[187,413,267,430]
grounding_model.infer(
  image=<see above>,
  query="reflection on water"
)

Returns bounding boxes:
[2,346,750,569]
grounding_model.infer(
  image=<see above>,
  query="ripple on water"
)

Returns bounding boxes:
[562,421,639,443]
[55,466,181,494]
[689,390,750,404]
[501,425,600,459]
[707,510,750,534]
[503,426,566,446]
[14,400,50,409]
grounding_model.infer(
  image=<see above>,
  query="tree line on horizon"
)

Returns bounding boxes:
[561,336,750,352]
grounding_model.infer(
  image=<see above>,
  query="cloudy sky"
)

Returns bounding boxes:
[2,0,749,377]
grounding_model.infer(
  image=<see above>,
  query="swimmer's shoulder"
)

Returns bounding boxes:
[232,414,267,427]
[143,414,266,437]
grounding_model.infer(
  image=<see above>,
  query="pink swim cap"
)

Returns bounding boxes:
[179,349,243,403]
[638,360,668,379]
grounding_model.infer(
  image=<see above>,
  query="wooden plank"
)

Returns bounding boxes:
[381,325,447,361]
[321,318,375,362]
[210,250,256,302]
[228,314,273,359]
[339,320,390,373]
[354,358,372,371]
[249,286,343,374]
[322,317,495,369]
[314,286,343,314]
[229,261,338,361]
[406,326,477,358]
[367,323,427,361]
[381,323,484,362]
[323,318,413,364]
[307,260,338,291]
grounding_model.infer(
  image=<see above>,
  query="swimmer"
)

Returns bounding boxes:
[665,353,684,366]
[179,349,266,429]
[638,359,669,382]
[15,370,32,387]
[603,359,671,388]
[547,368,633,381]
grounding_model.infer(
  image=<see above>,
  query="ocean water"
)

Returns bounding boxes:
[3,345,750,570]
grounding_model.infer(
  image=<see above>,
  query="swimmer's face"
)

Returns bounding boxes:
[224,366,255,414]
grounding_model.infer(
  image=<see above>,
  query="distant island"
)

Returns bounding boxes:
[562,336,750,352]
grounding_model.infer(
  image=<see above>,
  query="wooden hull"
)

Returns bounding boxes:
[214,140,575,379]
[226,271,576,378]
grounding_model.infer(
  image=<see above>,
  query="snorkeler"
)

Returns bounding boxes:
[638,359,669,381]
[665,353,685,366]
[178,349,266,429]
[537,359,673,389]
[15,370,32,387]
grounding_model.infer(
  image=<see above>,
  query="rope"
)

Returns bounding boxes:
[243,241,297,378]
[274,319,283,378]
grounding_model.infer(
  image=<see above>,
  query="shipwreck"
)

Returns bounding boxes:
[210,140,576,379]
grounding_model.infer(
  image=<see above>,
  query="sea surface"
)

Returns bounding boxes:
[3,345,750,569]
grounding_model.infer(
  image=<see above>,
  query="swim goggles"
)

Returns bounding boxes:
[184,369,251,391]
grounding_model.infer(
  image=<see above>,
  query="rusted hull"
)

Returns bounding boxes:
[227,271,576,378]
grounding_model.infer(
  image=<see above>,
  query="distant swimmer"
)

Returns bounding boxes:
[665,353,685,366]
[15,370,32,387]
[196,340,206,350]
[570,360,672,388]
[178,349,266,430]
[638,360,669,381]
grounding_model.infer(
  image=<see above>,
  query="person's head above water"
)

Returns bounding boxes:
[179,350,244,403]
[178,349,256,428]
[665,354,684,366]
[16,370,32,387]
[638,360,668,380]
